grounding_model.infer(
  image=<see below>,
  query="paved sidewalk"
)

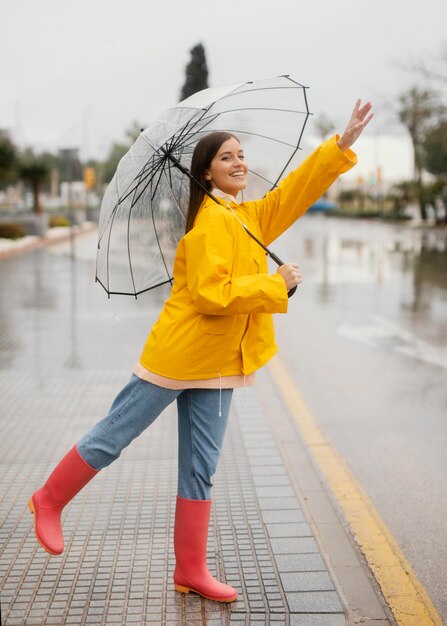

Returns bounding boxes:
[0,240,392,625]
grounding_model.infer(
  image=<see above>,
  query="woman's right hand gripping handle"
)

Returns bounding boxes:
[277,263,302,298]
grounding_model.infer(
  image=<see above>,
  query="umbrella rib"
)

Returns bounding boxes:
[184,128,299,149]
[167,106,218,154]
[97,156,163,249]
[247,168,276,186]
[98,207,115,248]
[117,155,166,211]
[99,164,158,293]
[149,157,167,202]
[124,157,162,205]
[129,156,161,206]
[118,158,167,291]
[167,159,173,188]
[200,106,309,118]
[174,103,309,152]
[117,150,161,198]
[126,196,138,297]
[272,107,311,187]
[101,195,121,295]
[99,158,162,243]
[161,167,188,221]
[206,84,307,102]
[149,177,174,285]
[168,113,208,150]
[175,80,304,113]
[174,81,248,111]
[281,76,309,91]
[95,275,173,297]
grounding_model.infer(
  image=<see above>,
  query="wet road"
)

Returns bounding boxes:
[273,215,447,622]
[1,216,446,621]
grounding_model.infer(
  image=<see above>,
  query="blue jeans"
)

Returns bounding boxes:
[77,375,233,500]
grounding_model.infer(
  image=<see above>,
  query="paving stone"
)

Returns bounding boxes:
[275,553,327,572]
[0,243,350,625]
[286,591,344,613]
[252,474,290,486]
[261,509,306,524]
[266,523,313,538]
[270,537,319,554]
[289,614,347,626]
[258,497,301,511]
[255,486,296,498]
[280,571,335,592]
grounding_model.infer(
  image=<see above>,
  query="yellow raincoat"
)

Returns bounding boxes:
[139,136,357,379]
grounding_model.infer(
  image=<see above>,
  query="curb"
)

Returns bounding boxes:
[0,222,98,260]
[267,356,442,626]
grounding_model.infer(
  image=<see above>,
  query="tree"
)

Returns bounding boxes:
[386,181,417,216]
[398,87,441,220]
[407,45,447,92]
[338,188,368,212]
[424,121,447,176]
[180,43,209,101]
[125,121,145,144]
[18,151,51,214]
[102,121,145,183]
[0,130,17,187]
[314,114,335,141]
[102,142,129,183]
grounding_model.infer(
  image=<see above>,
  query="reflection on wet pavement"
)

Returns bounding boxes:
[338,316,447,369]
[1,218,446,373]
[301,219,447,292]
[0,232,166,373]
[279,216,447,363]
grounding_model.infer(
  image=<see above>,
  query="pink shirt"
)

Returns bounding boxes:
[133,362,255,389]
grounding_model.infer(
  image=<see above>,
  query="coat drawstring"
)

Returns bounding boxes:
[218,371,248,417]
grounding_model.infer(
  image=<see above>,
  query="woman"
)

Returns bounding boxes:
[29,100,373,603]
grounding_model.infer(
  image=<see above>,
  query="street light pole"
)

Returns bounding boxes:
[59,148,79,259]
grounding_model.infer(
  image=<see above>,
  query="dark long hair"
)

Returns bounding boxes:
[185,131,239,233]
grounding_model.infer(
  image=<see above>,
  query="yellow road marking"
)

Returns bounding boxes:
[268,356,442,626]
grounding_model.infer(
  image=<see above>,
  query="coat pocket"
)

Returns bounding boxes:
[250,239,268,273]
[198,314,237,335]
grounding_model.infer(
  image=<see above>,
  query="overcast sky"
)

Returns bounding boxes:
[1,0,446,181]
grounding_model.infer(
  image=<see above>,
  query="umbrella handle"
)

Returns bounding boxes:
[241,227,297,299]
[274,258,297,299]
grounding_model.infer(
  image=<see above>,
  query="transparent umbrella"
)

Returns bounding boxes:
[95,75,311,297]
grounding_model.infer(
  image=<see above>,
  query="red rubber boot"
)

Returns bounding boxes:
[28,445,99,555]
[173,496,238,602]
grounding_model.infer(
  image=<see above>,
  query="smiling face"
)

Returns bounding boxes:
[204,137,248,198]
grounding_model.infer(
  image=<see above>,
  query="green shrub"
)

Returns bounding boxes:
[0,223,26,240]
[49,215,71,227]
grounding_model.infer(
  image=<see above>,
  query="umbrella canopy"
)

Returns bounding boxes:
[95,75,311,297]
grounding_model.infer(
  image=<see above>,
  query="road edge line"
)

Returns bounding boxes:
[268,356,442,626]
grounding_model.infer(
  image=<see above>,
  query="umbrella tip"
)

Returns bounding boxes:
[140,128,144,133]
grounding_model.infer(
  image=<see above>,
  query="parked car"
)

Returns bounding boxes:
[308,198,338,212]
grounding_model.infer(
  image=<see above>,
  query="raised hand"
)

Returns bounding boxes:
[337,100,374,151]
